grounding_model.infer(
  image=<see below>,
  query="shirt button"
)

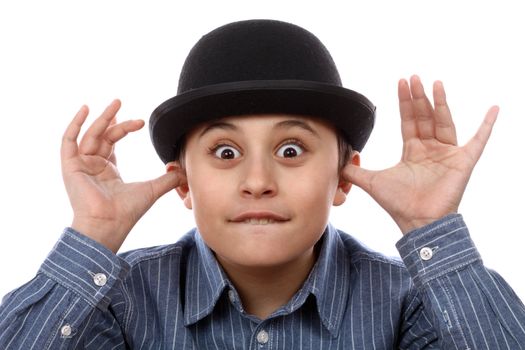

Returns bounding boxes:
[256,329,269,344]
[228,290,235,303]
[93,273,107,286]
[420,247,433,261]
[61,324,72,337]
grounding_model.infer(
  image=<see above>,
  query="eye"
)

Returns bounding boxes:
[213,145,241,159]
[276,143,304,158]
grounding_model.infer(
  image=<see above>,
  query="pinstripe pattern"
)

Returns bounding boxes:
[1,214,524,349]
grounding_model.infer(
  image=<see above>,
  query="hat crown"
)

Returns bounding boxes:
[150,19,375,164]
[178,20,342,93]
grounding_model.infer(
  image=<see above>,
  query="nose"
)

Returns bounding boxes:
[239,156,277,198]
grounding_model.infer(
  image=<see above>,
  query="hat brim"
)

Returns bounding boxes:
[149,80,376,164]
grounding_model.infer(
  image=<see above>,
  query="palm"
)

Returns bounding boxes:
[344,76,498,234]
[64,153,129,223]
[61,100,184,251]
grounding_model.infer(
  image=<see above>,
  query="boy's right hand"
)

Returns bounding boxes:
[61,100,186,253]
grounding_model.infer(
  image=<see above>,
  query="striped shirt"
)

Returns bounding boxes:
[1,214,524,349]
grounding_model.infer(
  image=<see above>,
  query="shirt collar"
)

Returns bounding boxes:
[183,224,352,337]
[183,230,230,326]
[308,223,351,337]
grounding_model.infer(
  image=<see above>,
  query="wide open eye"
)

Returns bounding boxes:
[276,143,304,158]
[214,145,241,159]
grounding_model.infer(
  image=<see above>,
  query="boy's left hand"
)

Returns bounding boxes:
[342,75,498,234]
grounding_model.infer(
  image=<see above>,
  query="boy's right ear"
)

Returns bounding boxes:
[166,161,192,209]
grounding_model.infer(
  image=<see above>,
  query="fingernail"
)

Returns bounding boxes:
[167,165,181,173]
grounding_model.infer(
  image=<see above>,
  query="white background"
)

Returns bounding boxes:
[1,1,523,301]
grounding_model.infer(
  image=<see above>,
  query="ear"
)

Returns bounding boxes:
[332,151,360,206]
[166,161,192,210]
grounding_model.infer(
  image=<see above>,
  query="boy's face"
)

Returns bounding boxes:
[172,114,357,268]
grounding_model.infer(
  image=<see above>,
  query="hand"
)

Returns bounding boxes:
[343,75,498,234]
[61,100,186,252]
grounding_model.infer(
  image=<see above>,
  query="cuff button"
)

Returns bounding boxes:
[93,273,108,286]
[420,247,433,261]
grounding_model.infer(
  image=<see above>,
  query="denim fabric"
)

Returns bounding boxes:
[1,214,524,349]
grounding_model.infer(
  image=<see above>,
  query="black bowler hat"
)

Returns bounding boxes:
[149,19,376,164]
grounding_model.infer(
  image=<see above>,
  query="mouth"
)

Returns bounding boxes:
[229,211,290,225]
[240,218,280,225]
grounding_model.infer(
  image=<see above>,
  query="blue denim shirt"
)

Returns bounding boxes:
[1,214,524,349]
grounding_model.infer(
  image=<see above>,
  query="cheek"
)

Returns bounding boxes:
[286,158,339,200]
[186,169,232,221]
[279,168,340,228]
[292,175,334,201]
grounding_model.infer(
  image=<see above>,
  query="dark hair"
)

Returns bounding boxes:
[173,131,352,173]
[336,133,353,173]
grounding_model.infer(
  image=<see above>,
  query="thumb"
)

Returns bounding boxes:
[341,163,375,194]
[148,168,187,202]
[464,105,498,165]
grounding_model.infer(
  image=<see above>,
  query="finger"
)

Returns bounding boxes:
[465,105,499,163]
[432,81,457,145]
[108,150,117,165]
[410,75,436,140]
[96,119,146,160]
[79,99,122,155]
[106,119,145,144]
[61,105,89,161]
[398,79,418,142]
[100,111,117,163]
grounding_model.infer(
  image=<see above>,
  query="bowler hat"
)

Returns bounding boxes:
[149,19,376,164]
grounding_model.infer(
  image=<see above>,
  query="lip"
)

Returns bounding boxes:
[229,211,290,223]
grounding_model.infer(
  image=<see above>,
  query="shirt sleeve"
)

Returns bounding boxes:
[0,228,131,349]
[396,214,525,349]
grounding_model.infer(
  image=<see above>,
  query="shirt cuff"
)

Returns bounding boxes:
[38,227,130,311]
[395,214,482,288]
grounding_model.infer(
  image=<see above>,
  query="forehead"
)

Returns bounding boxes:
[189,114,338,139]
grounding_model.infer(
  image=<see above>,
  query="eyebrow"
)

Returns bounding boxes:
[198,118,320,138]
[273,119,320,138]
[198,121,238,138]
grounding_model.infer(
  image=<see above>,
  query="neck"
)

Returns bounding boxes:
[217,248,317,320]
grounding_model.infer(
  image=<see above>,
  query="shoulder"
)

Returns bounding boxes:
[335,228,407,271]
[117,229,197,269]
[334,229,419,304]
[327,226,419,305]
[107,230,198,327]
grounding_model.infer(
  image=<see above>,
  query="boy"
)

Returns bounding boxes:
[1,19,524,349]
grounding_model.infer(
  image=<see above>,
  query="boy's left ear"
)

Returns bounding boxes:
[333,151,360,207]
